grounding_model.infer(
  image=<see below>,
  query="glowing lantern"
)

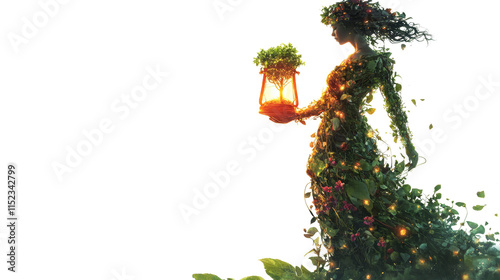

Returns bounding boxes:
[258,69,299,119]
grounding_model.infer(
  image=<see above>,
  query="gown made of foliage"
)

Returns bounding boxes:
[297,51,500,280]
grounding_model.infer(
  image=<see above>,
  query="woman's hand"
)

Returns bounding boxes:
[406,146,419,170]
[269,112,298,124]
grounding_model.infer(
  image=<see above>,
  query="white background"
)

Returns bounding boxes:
[1,0,500,279]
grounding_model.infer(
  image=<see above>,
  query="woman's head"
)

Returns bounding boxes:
[321,0,432,47]
[332,23,352,45]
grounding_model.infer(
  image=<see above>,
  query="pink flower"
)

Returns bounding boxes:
[350,232,360,241]
[322,186,332,193]
[329,158,337,166]
[377,238,386,247]
[342,201,357,211]
[334,180,345,192]
[364,216,374,226]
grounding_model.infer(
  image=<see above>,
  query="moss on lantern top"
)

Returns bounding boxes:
[253,43,305,82]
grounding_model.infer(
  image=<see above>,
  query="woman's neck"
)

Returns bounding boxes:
[351,33,372,52]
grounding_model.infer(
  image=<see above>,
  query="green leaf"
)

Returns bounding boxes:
[304,192,311,198]
[390,251,400,262]
[411,99,416,106]
[395,161,405,173]
[400,253,410,263]
[402,184,411,195]
[366,94,373,103]
[395,83,402,92]
[467,221,478,229]
[241,277,265,280]
[310,157,327,177]
[456,202,466,207]
[429,124,433,130]
[259,258,297,280]
[340,94,351,100]
[300,265,314,279]
[419,243,427,250]
[192,274,223,280]
[366,108,376,115]
[307,227,318,236]
[331,118,340,131]
[435,193,442,199]
[366,61,376,72]
[309,256,326,266]
[345,180,370,201]
[434,184,441,192]
[359,160,371,171]
[411,188,423,198]
[471,225,485,235]
[401,44,406,50]
[473,205,486,211]
[477,191,485,198]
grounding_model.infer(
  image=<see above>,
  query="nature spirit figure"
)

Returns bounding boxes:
[270,1,499,279]
[194,1,500,279]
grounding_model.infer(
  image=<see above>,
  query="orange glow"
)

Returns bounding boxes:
[389,205,396,211]
[453,250,459,256]
[367,131,374,138]
[369,227,374,231]
[329,261,336,268]
[340,85,345,91]
[354,162,360,170]
[366,275,371,279]
[373,166,380,173]
[258,67,300,119]
[399,228,407,237]
[341,161,346,166]
[411,249,417,254]
[419,259,425,264]
[363,200,370,206]
[342,244,348,249]
[462,274,469,280]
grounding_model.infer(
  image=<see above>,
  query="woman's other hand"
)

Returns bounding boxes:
[406,147,419,170]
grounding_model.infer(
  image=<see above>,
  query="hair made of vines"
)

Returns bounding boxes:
[321,0,432,47]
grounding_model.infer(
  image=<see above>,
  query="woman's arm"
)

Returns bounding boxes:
[269,89,332,124]
[294,91,331,124]
[379,59,418,170]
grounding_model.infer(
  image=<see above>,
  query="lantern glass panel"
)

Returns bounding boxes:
[261,76,296,106]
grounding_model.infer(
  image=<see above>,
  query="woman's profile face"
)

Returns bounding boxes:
[332,24,350,45]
